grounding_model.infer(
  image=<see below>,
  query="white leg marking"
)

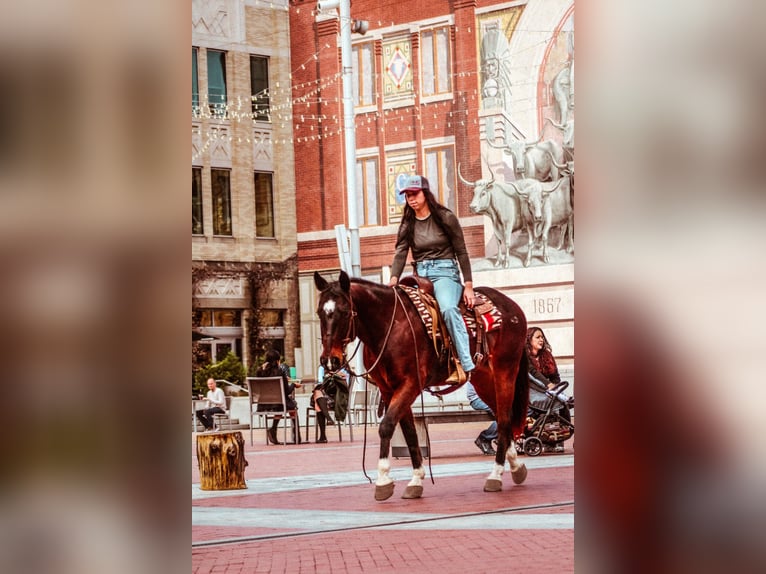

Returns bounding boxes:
[376,457,393,486]
[322,300,336,315]
[407,466,425,487]
[487,462,505,481]
[507,441,523,472]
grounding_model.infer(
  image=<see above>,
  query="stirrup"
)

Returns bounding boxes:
[445,361,467,384]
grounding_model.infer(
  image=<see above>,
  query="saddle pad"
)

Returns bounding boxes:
[399,285,438,340]
[463,295,503,336]
[399,285,502,340]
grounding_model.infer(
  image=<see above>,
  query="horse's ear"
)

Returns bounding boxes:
[339,270,350,293]
[314,271,328,291]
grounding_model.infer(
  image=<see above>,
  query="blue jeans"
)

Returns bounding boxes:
[469,397,498,441]
[415,259,475,372]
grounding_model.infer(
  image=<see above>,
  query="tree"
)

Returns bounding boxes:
[193,352,246,396]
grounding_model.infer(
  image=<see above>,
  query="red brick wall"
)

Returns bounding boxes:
[290,0,493,273]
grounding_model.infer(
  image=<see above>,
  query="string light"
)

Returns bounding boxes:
[193,23,570,163]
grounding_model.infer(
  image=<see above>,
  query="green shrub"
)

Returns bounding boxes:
[193,352,247,396]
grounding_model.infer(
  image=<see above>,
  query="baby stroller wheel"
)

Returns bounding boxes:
[523,437,543,457]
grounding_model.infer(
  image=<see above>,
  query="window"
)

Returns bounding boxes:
[207,50,227,117]
[254,172,274,237]
[211,169,232,236]
[192,47,199,113]
[260,309,285,359]
[195,308,243,363]
[355,157,379,226]
[421,27,452,96]
[250,56,270,121]
[259,309,283,327]
[196,309,242,327]
[425,146,456,211]
[352,42,375,107]
[192,167,203,235]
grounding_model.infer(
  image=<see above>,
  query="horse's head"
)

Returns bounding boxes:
[313,270,355,372]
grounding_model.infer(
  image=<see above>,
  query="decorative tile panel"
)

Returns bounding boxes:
[382,38,413,100]
[385,157,417,224]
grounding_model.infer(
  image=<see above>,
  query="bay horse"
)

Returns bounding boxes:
[314,270,529,500]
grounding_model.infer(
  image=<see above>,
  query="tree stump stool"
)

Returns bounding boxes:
[196,431,248,490]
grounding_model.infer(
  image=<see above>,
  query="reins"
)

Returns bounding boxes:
[339,286,402,379]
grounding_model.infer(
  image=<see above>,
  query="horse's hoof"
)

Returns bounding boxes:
[374,482,395,501]
[483,479,503,492]
[511,463,528,485]
[401,485,423,499]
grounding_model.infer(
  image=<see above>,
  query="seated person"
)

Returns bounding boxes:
[526,327,574,452]
[312,366,350,443]
[195,378,226,432]
[256,349,302,445]
[466,380,497,456]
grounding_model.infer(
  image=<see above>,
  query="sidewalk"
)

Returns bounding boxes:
[192,421,574,573]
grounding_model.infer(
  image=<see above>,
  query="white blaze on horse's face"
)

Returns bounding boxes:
[322,300,336,316]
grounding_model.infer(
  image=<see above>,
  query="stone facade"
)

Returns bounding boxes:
[192,0,299,371]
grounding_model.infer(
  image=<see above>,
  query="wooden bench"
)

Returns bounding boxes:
[391,409,493,458]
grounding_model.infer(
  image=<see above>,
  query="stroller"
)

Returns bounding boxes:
[515,376,574,456]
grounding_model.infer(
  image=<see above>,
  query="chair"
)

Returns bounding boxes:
[348,385,380,426]
[246,376,300,446]
[305,404,351,443]
[212,396,232,431]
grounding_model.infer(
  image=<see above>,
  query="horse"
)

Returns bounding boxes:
[313,270,530,500]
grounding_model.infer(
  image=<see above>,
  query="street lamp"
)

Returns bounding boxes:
[317,0,368,278]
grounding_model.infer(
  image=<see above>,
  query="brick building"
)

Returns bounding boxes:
[289,0,575,380]
[192,0,300,373]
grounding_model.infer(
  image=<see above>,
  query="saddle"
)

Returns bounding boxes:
[397,276,503,394]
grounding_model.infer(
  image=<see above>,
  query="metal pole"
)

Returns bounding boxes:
[338,0,361,278]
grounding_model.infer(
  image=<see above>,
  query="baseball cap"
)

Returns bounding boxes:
[398,174,430,194]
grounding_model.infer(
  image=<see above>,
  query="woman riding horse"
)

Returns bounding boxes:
[314,270,529,500]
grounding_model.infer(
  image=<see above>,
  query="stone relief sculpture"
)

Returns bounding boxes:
[550,63,573,126]
[467,7,575,269]
[487,137,566,182]
[480,28,513,115]
[507,177,574,267]
[460,163,523,270]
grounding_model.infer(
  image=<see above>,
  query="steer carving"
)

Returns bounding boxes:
[488,137,566,182]
[509,177,574,267]
[459,163,522,269]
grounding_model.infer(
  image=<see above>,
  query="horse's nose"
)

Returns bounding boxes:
[330,356,341,371]
[319,356,328,368]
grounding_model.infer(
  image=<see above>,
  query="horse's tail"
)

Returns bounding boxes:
[511,351,529,437]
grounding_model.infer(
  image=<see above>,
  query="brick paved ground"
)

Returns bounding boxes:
[193,422,574,573]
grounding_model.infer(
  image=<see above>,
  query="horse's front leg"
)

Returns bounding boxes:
[374,397,423,501]
[374,406,399,501]
[398,410,425,499]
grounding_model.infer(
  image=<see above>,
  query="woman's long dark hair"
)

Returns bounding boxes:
[396,183,452,246]
[526,327,558,377]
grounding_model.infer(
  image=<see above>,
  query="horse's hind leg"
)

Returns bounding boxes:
[398,414,425,499]
[485,421,527,492]
[506,438,527,484]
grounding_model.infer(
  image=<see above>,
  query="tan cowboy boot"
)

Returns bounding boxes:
[445,360,466,384]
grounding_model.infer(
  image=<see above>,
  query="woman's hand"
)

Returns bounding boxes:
[463,282,475,309]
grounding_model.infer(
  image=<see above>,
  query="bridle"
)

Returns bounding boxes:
[318,285,405,379]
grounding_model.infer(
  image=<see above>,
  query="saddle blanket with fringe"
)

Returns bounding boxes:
[399,285,503,341]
